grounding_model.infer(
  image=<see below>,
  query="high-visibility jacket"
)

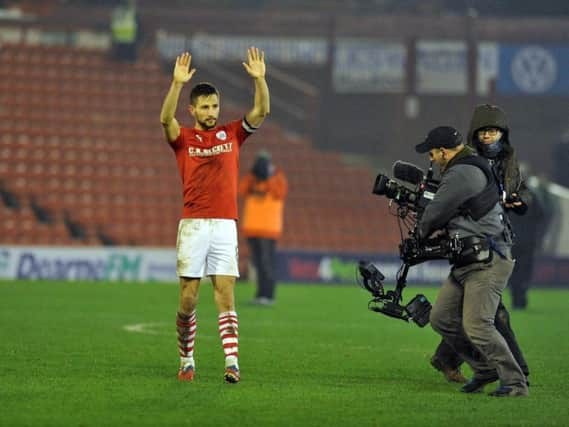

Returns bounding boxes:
[239,169,288,239]
[111,6,137,44]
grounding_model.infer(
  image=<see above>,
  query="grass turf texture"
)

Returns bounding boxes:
[1,280,568,427]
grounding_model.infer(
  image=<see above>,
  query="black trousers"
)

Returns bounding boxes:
[248,237,277,300]
[111,42,138,62]
[509,246,535,309]
[433,300,530,376]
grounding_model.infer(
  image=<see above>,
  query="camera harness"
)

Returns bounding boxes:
[448,154,513,262]
[450,155,500,221]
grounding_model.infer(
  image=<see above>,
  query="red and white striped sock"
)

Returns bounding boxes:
[176,311,196,366]
[218,311,239,368]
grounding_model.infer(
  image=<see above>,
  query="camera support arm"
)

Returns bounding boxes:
[359,225,434,327]
[392,262,410,303]
[368,260,411,321]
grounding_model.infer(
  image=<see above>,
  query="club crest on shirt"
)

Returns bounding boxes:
[216,130,227,141]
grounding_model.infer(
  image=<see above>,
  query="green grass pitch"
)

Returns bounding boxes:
[1,279,568,426]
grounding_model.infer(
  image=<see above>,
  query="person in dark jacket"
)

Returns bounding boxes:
[417,126,528,397]
[430,104,530,385]
[508,169,553,308]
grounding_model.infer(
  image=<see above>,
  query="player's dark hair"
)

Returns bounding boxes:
[190,83,220,105]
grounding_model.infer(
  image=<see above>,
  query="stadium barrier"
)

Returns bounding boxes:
[276,250,448,285]
[0,246,176,282]
[276,250,569,287]
[1,246,568,286]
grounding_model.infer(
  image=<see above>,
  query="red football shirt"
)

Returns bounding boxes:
[169,119,254,219]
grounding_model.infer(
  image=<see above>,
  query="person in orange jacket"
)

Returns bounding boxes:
[239,150,288,305]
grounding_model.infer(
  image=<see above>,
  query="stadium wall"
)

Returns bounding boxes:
[0,246,176,282]
[2,247,568,287]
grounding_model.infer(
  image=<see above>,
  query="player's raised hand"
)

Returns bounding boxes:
[173,52,196,84]
[242,47,266,79]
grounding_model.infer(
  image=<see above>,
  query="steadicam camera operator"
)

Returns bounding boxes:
[414,126,528,398]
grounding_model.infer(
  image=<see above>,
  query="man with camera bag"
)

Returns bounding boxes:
[415,126,528,397]
[430,105,530,385]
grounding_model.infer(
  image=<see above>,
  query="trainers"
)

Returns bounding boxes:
[461,376,499,393]
[250,297,274,306]
[178,364,195,382]
[489,385,529,397]
[430,356,468,383]
[224,365,240,384]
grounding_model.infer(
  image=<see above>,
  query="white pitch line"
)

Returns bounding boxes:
[121,322,410,352]
[122,322,231,340]
[123,322,167,335]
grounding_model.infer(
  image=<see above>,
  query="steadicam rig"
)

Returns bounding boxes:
[356,160,444,327]
[357,260,431,327]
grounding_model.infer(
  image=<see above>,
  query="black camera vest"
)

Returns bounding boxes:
[448,155,500,221]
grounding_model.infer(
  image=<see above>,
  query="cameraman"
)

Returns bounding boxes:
[430,105,530,385]
[239,150,288,305]
[416,126,528,397]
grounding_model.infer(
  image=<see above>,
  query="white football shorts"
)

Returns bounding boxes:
[176,218,240,278]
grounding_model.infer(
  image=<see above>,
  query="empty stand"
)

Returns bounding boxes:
[0,42,400,256]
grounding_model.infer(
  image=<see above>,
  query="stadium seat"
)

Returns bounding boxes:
[0,42,399,255]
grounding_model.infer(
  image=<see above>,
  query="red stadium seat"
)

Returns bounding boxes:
[0,43,397,255]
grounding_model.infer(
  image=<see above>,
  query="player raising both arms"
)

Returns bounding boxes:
[159,47,270,383]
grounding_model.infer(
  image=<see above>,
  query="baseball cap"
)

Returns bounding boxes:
[415,126,463,153]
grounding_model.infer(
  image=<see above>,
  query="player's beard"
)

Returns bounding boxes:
[198,117,217,130]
